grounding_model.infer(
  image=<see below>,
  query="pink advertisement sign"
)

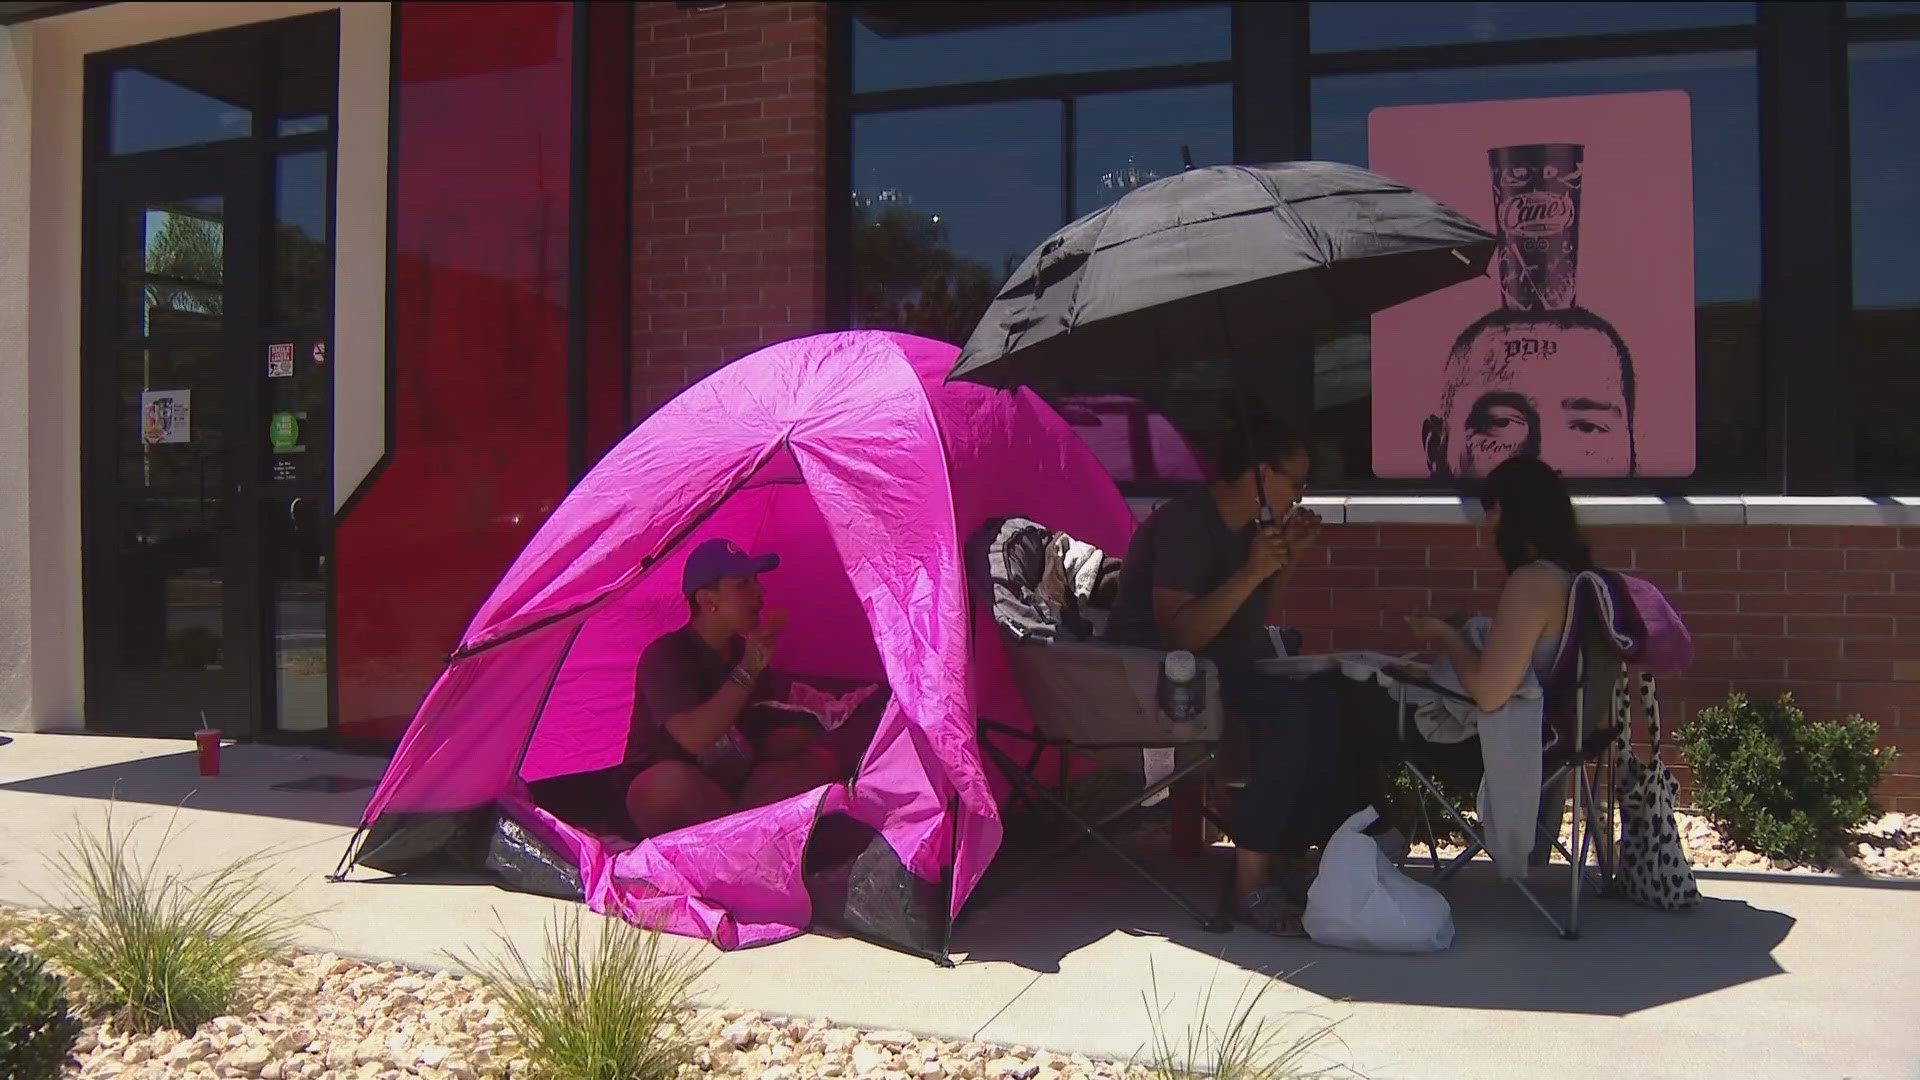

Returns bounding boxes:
[1368,91,1695,479]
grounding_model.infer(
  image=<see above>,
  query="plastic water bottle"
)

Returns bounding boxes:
[1159,649,1202,723]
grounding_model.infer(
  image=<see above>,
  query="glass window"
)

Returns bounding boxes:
[108,66,254,156]
[277,116,330,138]
[1851,2,1920,15]
[851,102,1063,344]
[266,495,329,732]
[1073,84,1233,217]
[1311,2,1754,53]
[853,5,1230,93]
[1310,52,1763,484]
[1850,39,1920,481]
[113,345,228,671]
[271,151,331,326]
[122,197,226,335]
[275,13,338,137]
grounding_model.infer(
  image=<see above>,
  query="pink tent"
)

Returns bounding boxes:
[336,331,1137,959]
[1054,395,1211,485]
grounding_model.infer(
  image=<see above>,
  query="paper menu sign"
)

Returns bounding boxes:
[141,390,191,445]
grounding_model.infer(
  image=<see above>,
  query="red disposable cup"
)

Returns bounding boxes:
[195,729,222,776]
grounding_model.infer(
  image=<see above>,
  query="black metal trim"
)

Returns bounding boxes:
[1059,96,1075,222]
[1306,23,1761,76]
[1232,2,1313,437]
[565,0,591,486]
[1761,2,1854,494]
[314,14,344,741]
[333,3,402,524]
[1844,12,1920,36]
[849,60,1234,114]
[618,1,636,432]
[854,2,1193,39]
[0,1,111,25]
[825,4,854,329]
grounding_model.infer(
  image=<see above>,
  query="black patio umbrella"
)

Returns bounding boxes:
[945,159,1496,519]
[946,160,1496,389]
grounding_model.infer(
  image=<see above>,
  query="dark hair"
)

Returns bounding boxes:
[1477,454,1593,574]
[1212,396,1309,481]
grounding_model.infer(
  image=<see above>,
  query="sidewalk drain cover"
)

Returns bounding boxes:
[271,774,375,794]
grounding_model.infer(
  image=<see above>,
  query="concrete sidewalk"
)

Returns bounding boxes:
[3,732,1916,1080]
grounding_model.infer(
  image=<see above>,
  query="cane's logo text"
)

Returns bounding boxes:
[1499,192,1576,236]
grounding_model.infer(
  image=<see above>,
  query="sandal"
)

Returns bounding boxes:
[1233,884,1308,938]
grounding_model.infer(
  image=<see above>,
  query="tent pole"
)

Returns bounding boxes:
[938,794,959,967]
[509,622,588,786]
[327,825,367,883]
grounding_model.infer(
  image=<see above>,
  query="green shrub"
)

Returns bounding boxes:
[455,909,710,1080]
[1678,692,1895,864]
[1378,766,1478,844]
[0,948,83,1080]
[34,805,309,1033]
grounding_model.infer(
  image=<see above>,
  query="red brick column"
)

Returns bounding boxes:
[1284,523,1920,811]
[631,2,829,417]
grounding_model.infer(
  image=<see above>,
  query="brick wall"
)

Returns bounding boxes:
[631,2,829,416]
[1285,523,1920,811]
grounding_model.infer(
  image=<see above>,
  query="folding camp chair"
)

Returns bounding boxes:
[969,518,1234,933]
[1390,602,1623,940]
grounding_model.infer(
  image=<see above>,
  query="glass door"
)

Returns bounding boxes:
[84,149,264,737]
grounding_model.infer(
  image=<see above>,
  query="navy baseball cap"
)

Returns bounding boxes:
[681,537,779,597]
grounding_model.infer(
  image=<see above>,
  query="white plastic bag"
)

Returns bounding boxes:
[1303,807,1455,953]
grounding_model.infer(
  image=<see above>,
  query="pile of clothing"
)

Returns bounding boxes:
[978,517,1124,643]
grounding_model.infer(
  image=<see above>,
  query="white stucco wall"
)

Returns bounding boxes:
[0,26,34,731]
[0,2,389,733]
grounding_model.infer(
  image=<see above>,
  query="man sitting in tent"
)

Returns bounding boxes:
[530,538,842,840]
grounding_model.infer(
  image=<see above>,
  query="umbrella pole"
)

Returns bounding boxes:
[1236,394,1276,527]
[1216,289,1275,529]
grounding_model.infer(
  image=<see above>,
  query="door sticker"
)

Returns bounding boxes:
[269,411,303,453]
[267,343,294,378]
[141,390,192,444]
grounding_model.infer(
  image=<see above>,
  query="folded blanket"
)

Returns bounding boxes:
[1419,618,1544,881]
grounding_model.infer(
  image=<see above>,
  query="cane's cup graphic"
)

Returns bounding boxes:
[1489,143,1583,311]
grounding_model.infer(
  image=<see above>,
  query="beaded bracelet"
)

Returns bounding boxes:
[728,666,754,691]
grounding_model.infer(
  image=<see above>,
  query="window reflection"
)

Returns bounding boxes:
[272,151,331,326]
[108,67,254,156]
[1310,52,1763,483]
[267,496,330,732]
[854,5,1229,93]
[123,198,226,335]
[1073,85,1232,217]
[851,101,1062,344]
[1850,39,1920,481]
[113,346,228,672]
[1310,2,1754,53]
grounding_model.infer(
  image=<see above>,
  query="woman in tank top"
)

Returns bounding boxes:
[1342,454,1591,834]
[1405,454,1587,709]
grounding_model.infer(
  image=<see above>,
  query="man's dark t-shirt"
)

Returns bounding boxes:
[628,625,779,792]
[1104,489,1274,667]
[525,624,775,837]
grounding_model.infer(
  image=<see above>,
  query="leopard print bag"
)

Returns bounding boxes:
[1609,669,1701,911]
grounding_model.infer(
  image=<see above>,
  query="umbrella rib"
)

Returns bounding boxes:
[1059,202,1124,338]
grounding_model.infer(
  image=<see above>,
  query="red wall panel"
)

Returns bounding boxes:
[334,1,575,740]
